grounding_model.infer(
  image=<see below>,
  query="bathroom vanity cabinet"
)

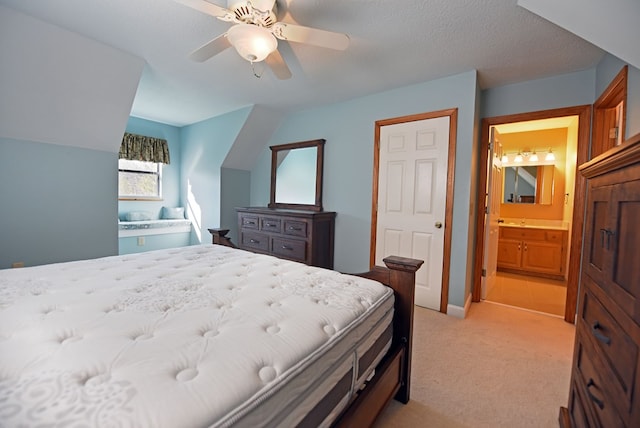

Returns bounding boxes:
[497,226,567,280]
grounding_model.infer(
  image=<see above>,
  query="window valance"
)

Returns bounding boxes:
[119,132,170,164]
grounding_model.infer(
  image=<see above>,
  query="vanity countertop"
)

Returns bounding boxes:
[499,222,569,231]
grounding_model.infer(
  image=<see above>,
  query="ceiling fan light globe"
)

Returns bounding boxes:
[227,24,277,63]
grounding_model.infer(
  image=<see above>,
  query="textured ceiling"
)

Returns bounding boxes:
[0,0,604,126]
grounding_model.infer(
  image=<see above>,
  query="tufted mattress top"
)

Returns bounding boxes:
[0,245,394,427]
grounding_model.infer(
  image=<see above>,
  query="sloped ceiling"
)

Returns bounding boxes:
[0,0,605,127]
[222,105,284,170]
[518,0,640,71]
[0,5,144,153]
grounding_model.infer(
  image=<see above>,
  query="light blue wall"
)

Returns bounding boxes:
[118,232,191,254]
[220,168,251,244]
[0,138,117,269]
[181,107,252,244]
[248,71,479,308]
[481,69,596,118]
[595,54,640,137]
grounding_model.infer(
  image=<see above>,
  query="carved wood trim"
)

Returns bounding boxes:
[580,132,640,179]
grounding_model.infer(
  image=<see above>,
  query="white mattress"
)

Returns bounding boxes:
[0,245,394,427]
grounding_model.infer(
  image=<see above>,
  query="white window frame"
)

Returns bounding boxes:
[118,159,163,201]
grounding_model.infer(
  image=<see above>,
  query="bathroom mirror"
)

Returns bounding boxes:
[269,139,325,211]
[502,165,554,205]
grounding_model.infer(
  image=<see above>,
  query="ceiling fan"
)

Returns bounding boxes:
[175,0,350,79]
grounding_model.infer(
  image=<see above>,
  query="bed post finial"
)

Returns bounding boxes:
[208,228,236,248]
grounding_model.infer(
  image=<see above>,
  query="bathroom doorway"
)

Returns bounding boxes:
[473,105,591,323]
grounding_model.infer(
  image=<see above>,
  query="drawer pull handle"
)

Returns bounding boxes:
[591,321,611,345]
[249,239,260,244]
[281,245,293,251]
[244,221,255,225]
[586,379,605,409]
[288,226,302,231]
[265,223,276,227]
[599,228,616,249]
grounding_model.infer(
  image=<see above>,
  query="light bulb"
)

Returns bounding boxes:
[227,24,278,63]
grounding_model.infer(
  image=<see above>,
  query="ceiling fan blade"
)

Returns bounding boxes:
[174,0,233,19]
[272,22,349,51]
[189,34,232,62]
[265,49,292,80]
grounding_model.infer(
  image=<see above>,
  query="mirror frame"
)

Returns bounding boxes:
[269,139,325,211]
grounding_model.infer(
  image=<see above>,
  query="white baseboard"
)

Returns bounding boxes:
[447,293,472,319]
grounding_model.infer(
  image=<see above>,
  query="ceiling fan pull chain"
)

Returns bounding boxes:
[251,61,263,79]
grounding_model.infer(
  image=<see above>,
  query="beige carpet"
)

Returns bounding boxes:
[374,301,575,428]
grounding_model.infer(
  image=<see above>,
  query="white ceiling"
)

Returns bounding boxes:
[0,0,605,127]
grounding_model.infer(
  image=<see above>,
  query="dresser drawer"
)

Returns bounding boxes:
[240,231,269,252]
[261,217,282,233]
[236,208,335,268]
[240,214,260,230]
[575,334,626,427]
[580,286,638,410]
[271,237,306,262]
[283,219,308,238]
[568,379,593,428]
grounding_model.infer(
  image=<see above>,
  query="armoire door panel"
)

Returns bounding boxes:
[607,181,640,321]
[611,185,640,297]
[584,187,611,283]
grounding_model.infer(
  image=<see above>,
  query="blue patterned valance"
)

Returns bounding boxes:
[119,132,170,164]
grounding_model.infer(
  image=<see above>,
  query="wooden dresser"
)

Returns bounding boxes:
[236,207,336,268]
[560,134,640,427]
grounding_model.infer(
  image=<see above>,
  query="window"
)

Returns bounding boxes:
[118,159,162,200]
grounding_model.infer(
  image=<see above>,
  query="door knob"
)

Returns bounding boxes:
[435,222,443,229]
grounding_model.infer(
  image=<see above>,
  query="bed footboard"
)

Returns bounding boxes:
[334,255,422,427]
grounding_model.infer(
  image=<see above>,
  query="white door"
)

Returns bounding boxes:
[481,127,502,299]
[375,116,450,310]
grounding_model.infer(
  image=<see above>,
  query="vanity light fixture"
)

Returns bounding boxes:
[514,152,523,163]
[545,148,555,161]
[529,150,539,162]
[501,154,508,163]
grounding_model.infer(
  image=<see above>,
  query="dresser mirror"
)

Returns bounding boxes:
[269,139,325,211]
[502,165,554,205]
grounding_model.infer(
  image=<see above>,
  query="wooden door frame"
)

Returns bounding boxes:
[370,108,458,314]
[472,105,591,323]
[592,66,628,158]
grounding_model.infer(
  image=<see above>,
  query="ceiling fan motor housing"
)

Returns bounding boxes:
[227,0,276,27]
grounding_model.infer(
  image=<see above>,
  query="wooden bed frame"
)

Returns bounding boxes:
[209,229,423,427]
